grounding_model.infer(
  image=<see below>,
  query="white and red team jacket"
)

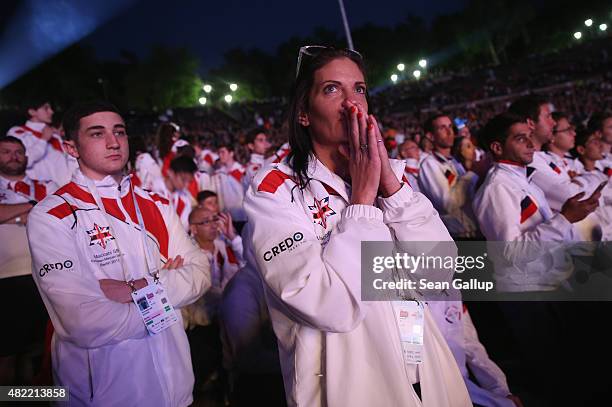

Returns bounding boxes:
[418,151,479,238]
[0,175,57,280]
[473,161,581,292]
[7,121,73,186]
[197,149,219,175]
[271,142,291,164]
[210,162,247,222]
[403,157,421,193]
[572,165,612,241]
[244,153,265,191]
[243,157,470,407]
[429,301,514,407]
[182,235,245,329]
[134,152,166,192]
[528,151,584,212]
[544,151,579,179]
[27,170,210,407]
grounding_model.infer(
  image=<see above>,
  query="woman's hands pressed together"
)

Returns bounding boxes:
[339,100,401,205]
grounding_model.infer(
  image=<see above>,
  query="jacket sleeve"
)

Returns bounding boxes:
[159,204,211,308]
[530,161,583,212]
[474,182,573,264]
[244,178,393,333]
[462,309,511,396]
[27,202,148,348]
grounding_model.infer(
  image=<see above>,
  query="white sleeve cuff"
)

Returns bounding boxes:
[343,204,383,221]
[376,183,414,211]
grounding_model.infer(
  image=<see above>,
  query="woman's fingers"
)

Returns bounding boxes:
[356,103,368,149]
[345,101,360,157]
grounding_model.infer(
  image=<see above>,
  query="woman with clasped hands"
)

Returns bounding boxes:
[243,46,470,407]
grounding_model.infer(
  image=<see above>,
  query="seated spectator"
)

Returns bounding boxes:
[0,136,55,384]
[419,114,480,239]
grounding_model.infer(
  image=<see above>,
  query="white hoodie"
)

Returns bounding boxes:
[244,157,470,407]
[27,170,210,406]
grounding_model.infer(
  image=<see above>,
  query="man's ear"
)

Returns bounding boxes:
[298,110,310,127]
[63,139,79,159]
[526,118,536,131]
[490,141,503,158]
[576,145,586,156]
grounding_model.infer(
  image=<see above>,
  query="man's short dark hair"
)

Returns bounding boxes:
[196,190,217,204]
[245,127,267,145]
[62,100,122,142]
[587,111,612,135]
[0,136,26,150]
[169,156,197,174]
[508,95,549,122]
[424,113,448,134]
[479,112,526,152]
[217,143,234,153]
[23,97,50,117]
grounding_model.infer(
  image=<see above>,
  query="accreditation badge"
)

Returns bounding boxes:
[392,301,425,365]
[132,281,178,335]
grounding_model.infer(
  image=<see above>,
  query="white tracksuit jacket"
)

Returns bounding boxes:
[404,157,421,193]
[418,152,479,238]
[473,161,581,292]
[244,157,471,407]
[7,121,73,186]
[528,151,583,212]
[428,301,513,407]
[211,162,247,222]
[26,170,211,406]
[135,152,166,193]
[0,175,57,279]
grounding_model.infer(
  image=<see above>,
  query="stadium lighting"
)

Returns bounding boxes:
[203,84,212,93]
[397,63,405,71]
[573,31,582,39]
[229,83,238,91]
[198,97,207,105]
[390,74,398,83]
[418,59,427,68]
[224,94,233,103]
[413,70,421,79]
[584,19,593,27]
[600,24,608,31]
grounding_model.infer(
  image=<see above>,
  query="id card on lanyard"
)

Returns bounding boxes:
[86,177,179,335]
[392,301,425,365]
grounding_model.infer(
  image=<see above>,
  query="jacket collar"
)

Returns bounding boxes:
[72,169,131,198]
[24,120,45,132]
[496,160,527,178]
[249,153,265,165]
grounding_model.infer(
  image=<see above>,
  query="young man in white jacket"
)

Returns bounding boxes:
[418,114,479,239]
[26,101,211,406]
[7,100,73,186]
[473,112,601,406]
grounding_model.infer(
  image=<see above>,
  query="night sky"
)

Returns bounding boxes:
[0,0,466,86]
[82,0,467,72]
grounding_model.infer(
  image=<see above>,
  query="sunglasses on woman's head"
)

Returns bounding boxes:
[295,45,363,78]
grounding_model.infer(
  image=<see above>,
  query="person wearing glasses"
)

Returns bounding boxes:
[243,46,470,407]
[183,206,245,393]
[545,112,578,179]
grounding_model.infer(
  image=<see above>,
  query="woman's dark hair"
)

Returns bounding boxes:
[157,123,178,159]
[451,136,467,164]
[287,47,367,188]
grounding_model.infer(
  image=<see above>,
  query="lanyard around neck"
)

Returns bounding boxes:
[85,177,159,282]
